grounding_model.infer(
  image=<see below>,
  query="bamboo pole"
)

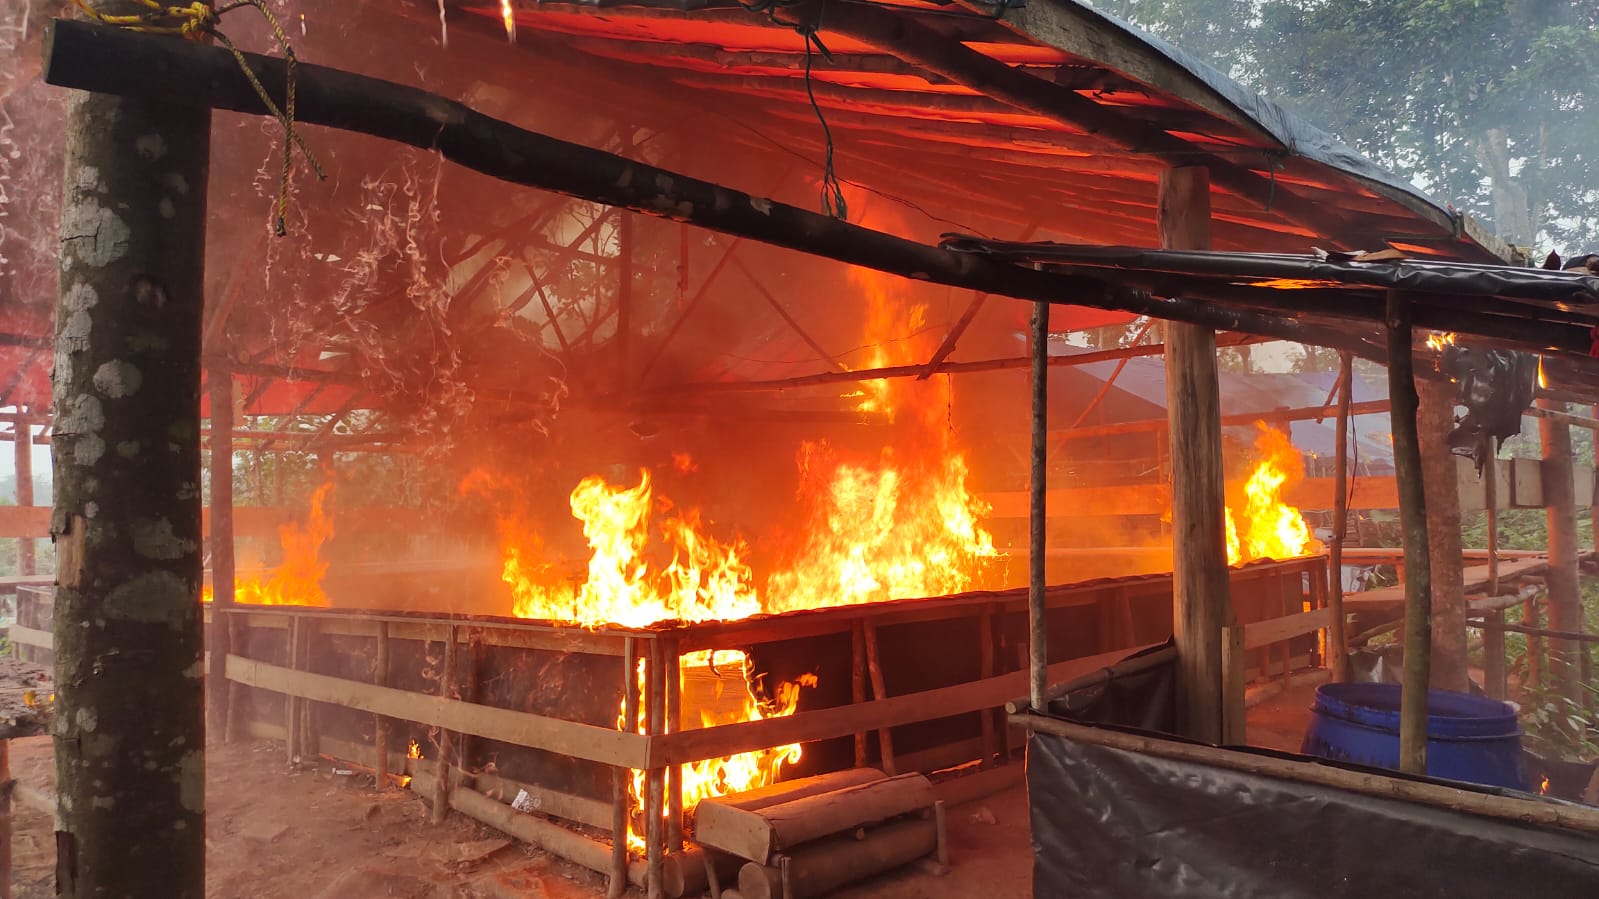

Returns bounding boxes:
[1328,353,1353,682]
[1028,297,1050,712]
[1386,291,1432,776]
[374,621,391,786]
[431,625,459,825]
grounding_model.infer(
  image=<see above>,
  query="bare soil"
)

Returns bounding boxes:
[7,736,1035,899]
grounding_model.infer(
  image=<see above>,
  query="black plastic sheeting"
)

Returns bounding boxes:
[1029,731,1599,898]
[1441,346,1539,470]
[938,240,1599,306]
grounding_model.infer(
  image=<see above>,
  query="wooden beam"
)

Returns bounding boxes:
[1160,166,1231,744]
[1386,291,1432,776]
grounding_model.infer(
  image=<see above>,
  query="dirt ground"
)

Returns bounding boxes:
[6,735,1035,899]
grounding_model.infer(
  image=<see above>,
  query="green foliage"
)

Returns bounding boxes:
[1094,0,1599,252]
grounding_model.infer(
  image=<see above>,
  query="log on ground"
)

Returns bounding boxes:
[736,816,939,899]
[695,773,933,863]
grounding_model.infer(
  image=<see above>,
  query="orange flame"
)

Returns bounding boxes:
[1224,425,1320,565]
[500,0,516,42]
[1425,331,1457,351]
[202,482,335,606]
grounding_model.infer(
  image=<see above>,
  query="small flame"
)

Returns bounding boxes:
[408,739,422,760]
[500,0,516,42]
[1540,774,1551,795]
[202,482,335,606]
[1425,331,1457,351]
[1538,354,1547,389]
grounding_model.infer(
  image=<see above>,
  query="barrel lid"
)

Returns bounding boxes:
[1311,683,1520,739]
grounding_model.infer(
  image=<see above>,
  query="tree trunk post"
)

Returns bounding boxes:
[1160,166,1233,744]
[207,366,236,734]
[1027,296,1049,711]
[1537,398,1584,720]
[12,413,34,578]
[1328,353,1352,682]
[1483,437,1507,700]
[1418,375,1466,692]
[50,13,211,893]
[1386,292,1432,776]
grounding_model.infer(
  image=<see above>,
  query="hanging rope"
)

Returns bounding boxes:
[739,0,847,220]
[71,0,326,235]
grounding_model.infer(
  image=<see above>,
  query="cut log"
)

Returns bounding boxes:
[736,817,939,899]
[695,773,933,864]
[703,768,887,814]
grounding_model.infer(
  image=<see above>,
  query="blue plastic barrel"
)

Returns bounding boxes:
[1300,682,1528,791]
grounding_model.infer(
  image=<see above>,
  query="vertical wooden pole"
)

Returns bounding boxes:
[862,620,896,775]
[1419,375,1467,692]
[645,639,666,899]
[11,415,33,578]
[1160,166,1232,744]
[609,637,637,899]
[0,738,10,899]
[1327,353,1353,682]
[978,608,998,761]
[1537,398,1584,717]
[454,632,483,791]
[1027,296,1050,712]
[1386,291,1432,776]
[664,637,683,852]
[617,208,633,387]
[50,7,210,890]
[431,625,458,825]
[850,623,867,767]
[374,621,391,786]
[207,366,236,733]
[299,620,316,761]
[1483,442,1507,700]
[285,617,301,767]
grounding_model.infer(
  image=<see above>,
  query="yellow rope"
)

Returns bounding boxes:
[72,0,326,235]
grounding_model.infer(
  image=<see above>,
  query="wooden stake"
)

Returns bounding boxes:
[286,617,301,767]
[850,624,867,768]
[1160,166,1232,744]
[1419,375,1468,692]
[1386,291,1432,776]
[1482,442,1507,700]
[665,637,683,852]
[610,637,638,899]
[374,621,391,786]
[646,640,667,899]
[1028,297,1049,712]
[1537,398,1585,718]
[1328,353,1353,682]
[48,14,210,891]
[431,625,459,825]
[862,621,896,775]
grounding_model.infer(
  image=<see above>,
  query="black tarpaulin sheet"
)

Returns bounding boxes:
[939,239,1599,306]
[1028,731,1599,898]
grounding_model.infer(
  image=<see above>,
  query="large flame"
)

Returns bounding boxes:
[1224,425,1320,564]
[203,482,335,606]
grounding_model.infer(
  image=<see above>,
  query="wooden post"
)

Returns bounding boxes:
[978,608,998,761]
[1,738,10,899]
[610,637,638,899]
[1537,398,1585,717]
[431,625,459,825]
[207,365,236,733]
[299,620,316,761]
[665,637,683,851]
[285,616,301,766]
[1028,296,1049,712]
[1327,353,1353,682]
[850,623,867,767]
[49,8,210,893]
[862,620,896,775]
[374,621,391,786]
[454,631,484,791]
[1160,166,1232,744]
[1386,291,1432,776]
[11,415,33,578]
[1482,444,1507,700]
[645,640,666,899]
[617,205,633,386]
[1419,374,1467,692]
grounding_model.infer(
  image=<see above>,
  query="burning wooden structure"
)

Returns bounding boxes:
[7,1,1599,897]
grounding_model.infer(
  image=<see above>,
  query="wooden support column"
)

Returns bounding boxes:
[1419,374,1467,692]
[1537,398,1584,716]
[1482,440,1507,700]
[609,638,638,899]
[645,640,666,899]
[374,622,391,785]
[617,207,633,387]
[862,620,896,775]
[207,366,236,732]
[49,9,210,893]
[664,637,683,852]
[431,625,459,825]
[1027,296,1049,712]
[1160,166,1233,744]
[850,623,867,767]
[1,738,11,899]
[1386,291,1432,776]
[1327,353,1352,682]
[11,414,33,578]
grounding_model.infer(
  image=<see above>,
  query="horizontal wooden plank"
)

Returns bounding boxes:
[1241,608,1329,650]
[8,624,52,650]
[225,608,630,656]
[649,644,1156,767]
[225,654,648,769]
[1344,558,1550,610]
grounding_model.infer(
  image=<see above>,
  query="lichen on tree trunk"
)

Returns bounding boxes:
[51,70,210,898]
[1416,375,1467,693]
